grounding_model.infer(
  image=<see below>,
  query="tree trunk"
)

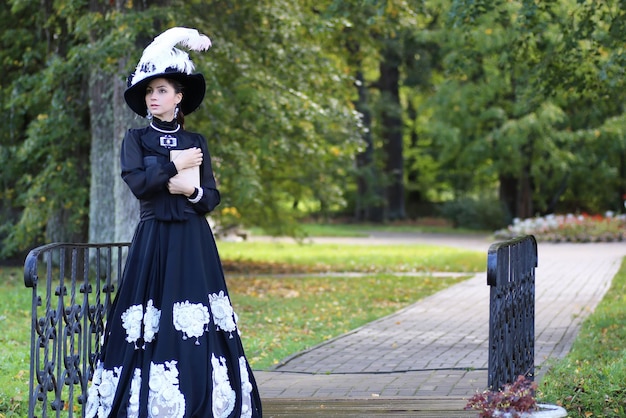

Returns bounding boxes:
[517,138,535,219]
[88,69,116,243]
[518,171,534,219]
[345,33,385,223]
[501,175,534,220]
[499,146,535,220]
[379,44,406,221]
[545,173,569,214]
[113,58,141,243]
[87,0,152,244]
[88,63,140,245]
[353,70,385,222]
[499,174,517,219]
[405,99,422,216]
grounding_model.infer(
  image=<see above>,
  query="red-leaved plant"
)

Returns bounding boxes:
[465,375,538,418]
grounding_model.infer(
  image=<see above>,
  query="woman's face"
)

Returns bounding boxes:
[145,78,183,121]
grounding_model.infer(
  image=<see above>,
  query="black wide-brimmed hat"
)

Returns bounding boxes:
[124,27,212,117]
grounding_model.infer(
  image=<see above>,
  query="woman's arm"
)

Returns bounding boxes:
[189,134,221,214]
[120,129,178,199]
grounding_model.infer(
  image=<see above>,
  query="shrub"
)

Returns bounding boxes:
[440,196,509,231]
[465,375,538,418]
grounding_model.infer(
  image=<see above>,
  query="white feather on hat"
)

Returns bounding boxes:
[130,27,212,87]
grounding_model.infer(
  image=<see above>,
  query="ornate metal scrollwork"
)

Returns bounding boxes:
[24,243,129,417]
[487,235,537,391]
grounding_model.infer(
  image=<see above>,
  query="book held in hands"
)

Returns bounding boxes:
[170,149,200,188]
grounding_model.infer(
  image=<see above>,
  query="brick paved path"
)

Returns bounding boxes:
[252,235,626,399]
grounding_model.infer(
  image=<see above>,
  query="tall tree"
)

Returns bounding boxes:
[432,0,581,219]
[81,6,168,244]
[324,3,387,223]
[321,0,429,222]
[1,0,364,257]
[402,15,443,216]
[552,0,626,213]
[379,40,406,220]
[353,58,385,222]
[184,1,362,233]
[1,0,92,256]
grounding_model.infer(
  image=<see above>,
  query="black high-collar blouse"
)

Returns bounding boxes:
[120,119,220,222]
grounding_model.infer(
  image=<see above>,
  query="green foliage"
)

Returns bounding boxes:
[2,0,626,258]
[440,195,509,230]
[1,1,364,255]
[190,1,364,232]
[432,0,557,198]
[1,0,92,256]
[539,257,626,417]
[429,0,626,218]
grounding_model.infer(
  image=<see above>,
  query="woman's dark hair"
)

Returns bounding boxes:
[167,78,186,127]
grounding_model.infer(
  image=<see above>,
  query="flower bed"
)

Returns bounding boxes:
[494,213,626,243]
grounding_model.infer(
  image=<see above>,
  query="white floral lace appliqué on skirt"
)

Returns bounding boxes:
[121,300,161,349]
[84,363,122,418]
[173,300,211,344]
[208,291,237,336]
[147,360,186,417]
[211,354,236,418]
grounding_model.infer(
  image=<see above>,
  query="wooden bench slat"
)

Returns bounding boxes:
[262,397,475,417]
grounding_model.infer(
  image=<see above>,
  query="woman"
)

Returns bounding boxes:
[85,27,262,418]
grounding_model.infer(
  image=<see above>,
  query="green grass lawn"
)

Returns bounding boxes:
[218,240,486,368]
[538,257,626,417]
[218,240,486,274]
[3,234,625,416]
[0,240,484,416]
[0,267,31,416]
[249,220,491,238]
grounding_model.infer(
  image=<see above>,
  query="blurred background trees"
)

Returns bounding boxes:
[1,0,625,259]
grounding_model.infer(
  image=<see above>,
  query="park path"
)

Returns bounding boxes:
[249,233,626,400]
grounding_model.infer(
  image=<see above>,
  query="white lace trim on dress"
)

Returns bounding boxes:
[208,291,238,337]
[127,368,142,417]
[121,299,161,349]
[148,361,186,418]
[144,300,161,343]
[85,361,187,418]
[211,354,236,418]
[172,300,211,344]
[239,356,254,418]
[84,362,122,418]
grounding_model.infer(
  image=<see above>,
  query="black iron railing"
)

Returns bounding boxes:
[23,242,129,418]
[486,235,537,390]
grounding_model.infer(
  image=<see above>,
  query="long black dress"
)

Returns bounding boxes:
[85,118,262,418]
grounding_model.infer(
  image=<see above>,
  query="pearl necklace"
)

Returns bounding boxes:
[150,122,180,134]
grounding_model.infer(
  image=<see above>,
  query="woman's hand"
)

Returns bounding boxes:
[171,147,203,171]
[168,175,197,197]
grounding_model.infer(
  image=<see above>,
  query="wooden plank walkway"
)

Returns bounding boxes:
[263,397,475,417]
